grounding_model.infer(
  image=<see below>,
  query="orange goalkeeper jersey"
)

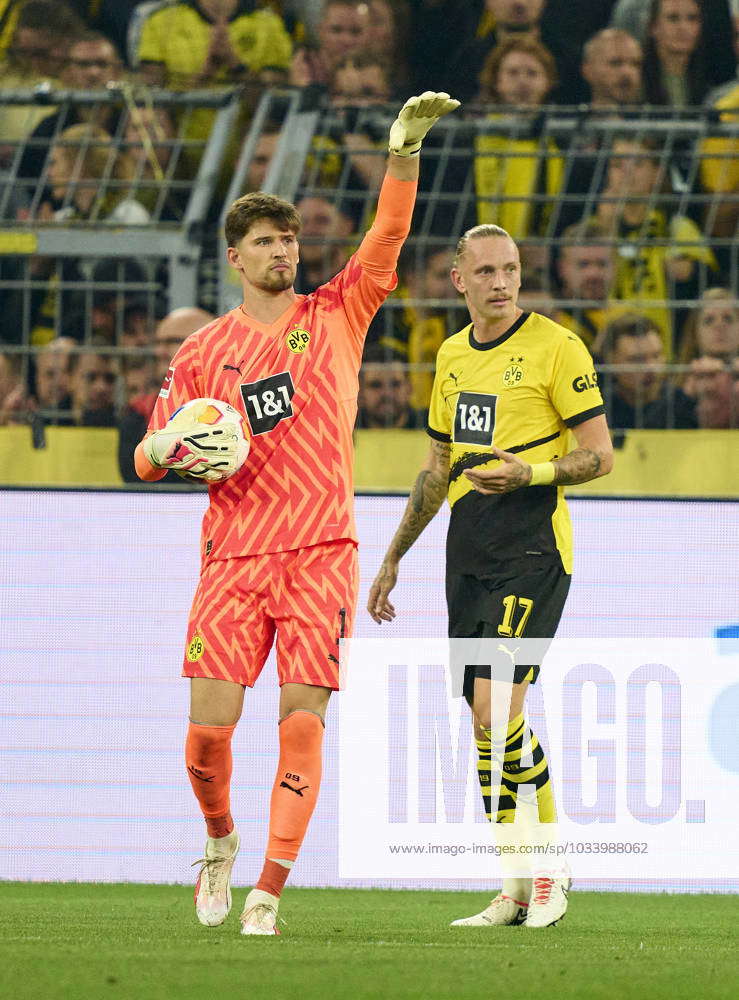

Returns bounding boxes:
[146,175,416,562]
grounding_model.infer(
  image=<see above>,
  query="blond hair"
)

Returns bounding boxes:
[678,287,738,364]
[52,124,140,218]
[454,224,513,266]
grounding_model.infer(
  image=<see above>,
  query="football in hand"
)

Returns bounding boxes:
[163,397,250,483]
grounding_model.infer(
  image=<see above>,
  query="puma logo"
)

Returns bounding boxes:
[187,766,214,783]
[497,643,520,665]
[222,363,243,375]
[280,781,309,797]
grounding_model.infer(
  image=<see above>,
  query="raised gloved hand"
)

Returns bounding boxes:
[388,91,460,157]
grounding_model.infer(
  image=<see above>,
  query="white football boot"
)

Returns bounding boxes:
[192,829,240,927]
[525,873,571,927]
[240,888,281,936]
[450,878,531,927]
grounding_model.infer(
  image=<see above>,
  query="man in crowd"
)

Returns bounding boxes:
[18,29,123,188]
[117,306,215,482]
[244,128,281,193]
[356,343,427,429]
[554,220,617,355]
[329,52,392,107]
[33,336,76,424]
[688,357,737,429]
[294,196,355,293]
[379,244,460,409]
[600,312,696,430]
[588,135,717,357]
[69,348,118,426]
[552,28,644,235]
[290,0,370,87]
[581,28,643,107]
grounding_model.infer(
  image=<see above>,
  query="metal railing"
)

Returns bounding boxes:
[0,93,736,487]
[0,86,242,351]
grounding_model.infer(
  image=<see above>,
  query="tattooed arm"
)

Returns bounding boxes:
[367,439,451,623]
[552,448,607,484]
[387,439,451,558]
[464,415,613,495]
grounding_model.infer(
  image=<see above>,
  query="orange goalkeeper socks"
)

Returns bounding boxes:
[185,721,235,839]
[187,711,323,894]
[255,858,292,898]
[257,710,324,892]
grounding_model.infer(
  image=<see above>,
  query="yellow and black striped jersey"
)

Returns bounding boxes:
[427,311,604,576]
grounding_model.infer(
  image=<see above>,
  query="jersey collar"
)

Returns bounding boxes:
[468,312,530,351]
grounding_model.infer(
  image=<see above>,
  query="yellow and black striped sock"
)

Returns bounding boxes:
[475,714,556,824]
[475,734,493,821]
[500,713,556,823]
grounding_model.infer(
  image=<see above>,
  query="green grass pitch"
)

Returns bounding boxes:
[1,884,736,1000]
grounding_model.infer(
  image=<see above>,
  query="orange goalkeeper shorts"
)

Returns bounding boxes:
[182,539,358,690]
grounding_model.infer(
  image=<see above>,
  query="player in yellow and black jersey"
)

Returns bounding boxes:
[368,223,613,930]
[427,307,605,580]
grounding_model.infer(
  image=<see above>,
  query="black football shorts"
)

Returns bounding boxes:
[446,560,571,701]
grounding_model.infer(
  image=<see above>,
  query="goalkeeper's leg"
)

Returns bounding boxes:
[241,541,357,936]
[183,553,302,929]
[187,678,244,927]
[241,686,329,936]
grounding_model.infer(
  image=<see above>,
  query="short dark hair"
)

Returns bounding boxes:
[16,0,81,34]
[68,30,118,52]
[68,348,118,375]
[399,242,453,273]
[560,218,612,244]
[601,312,662,357]
[224,192,301,247]
[331,50,391,77]
[361,342,407,366]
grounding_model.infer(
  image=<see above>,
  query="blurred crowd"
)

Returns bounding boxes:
[0,0,738,465]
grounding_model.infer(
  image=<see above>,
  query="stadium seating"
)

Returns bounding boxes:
[0,87,736,485]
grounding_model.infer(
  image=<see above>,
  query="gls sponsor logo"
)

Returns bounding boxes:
[572,371,598,393]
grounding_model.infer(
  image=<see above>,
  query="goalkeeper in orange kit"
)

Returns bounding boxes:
[135,93,459,934]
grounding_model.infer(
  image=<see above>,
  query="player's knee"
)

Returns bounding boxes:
[472,691,525,736]
[472,700,491,735]
[279,683,332,722]
[185,720,235,786]
[186,728,222,768]
[473,718,489,742]
[189,677,244,726]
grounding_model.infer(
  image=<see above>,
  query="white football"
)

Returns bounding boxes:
[165,397,250,483]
